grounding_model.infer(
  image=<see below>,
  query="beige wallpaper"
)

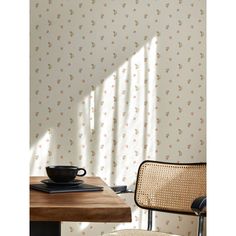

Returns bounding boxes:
[30,0,206,235]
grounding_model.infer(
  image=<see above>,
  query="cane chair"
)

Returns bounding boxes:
[105,161,206,236]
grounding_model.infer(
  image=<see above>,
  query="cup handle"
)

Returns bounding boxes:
[77,168,86,177]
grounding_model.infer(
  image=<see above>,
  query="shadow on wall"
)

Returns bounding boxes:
[30,0,163,172]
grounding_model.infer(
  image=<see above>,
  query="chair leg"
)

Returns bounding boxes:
[147,210,153,231]
[197,215,205,236]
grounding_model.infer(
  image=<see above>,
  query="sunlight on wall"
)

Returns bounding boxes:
[78,35,159,187]
[89,90,95,131]
[30,129,52,175]
[80,222,90,231]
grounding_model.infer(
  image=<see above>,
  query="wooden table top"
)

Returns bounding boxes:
[30,176,132,222]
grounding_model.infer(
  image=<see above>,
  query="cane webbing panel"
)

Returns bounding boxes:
[135,161,206,214]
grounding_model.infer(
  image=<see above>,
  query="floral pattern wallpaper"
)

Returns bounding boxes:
[30,0,206,235]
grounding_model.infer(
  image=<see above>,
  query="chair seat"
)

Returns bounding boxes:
[103,229,182,236]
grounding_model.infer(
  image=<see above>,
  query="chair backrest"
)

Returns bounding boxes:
[135,161,206,215]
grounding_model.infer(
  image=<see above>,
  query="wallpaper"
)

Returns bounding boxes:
[30,0,206,235]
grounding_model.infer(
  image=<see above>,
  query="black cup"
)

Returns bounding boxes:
[46,165,86,183]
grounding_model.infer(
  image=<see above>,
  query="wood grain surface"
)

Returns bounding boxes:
[30,176,132,222]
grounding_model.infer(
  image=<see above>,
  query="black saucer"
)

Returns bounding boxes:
[41,179,83,187]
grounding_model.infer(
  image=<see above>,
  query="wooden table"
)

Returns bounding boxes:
[30,176,132,236]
